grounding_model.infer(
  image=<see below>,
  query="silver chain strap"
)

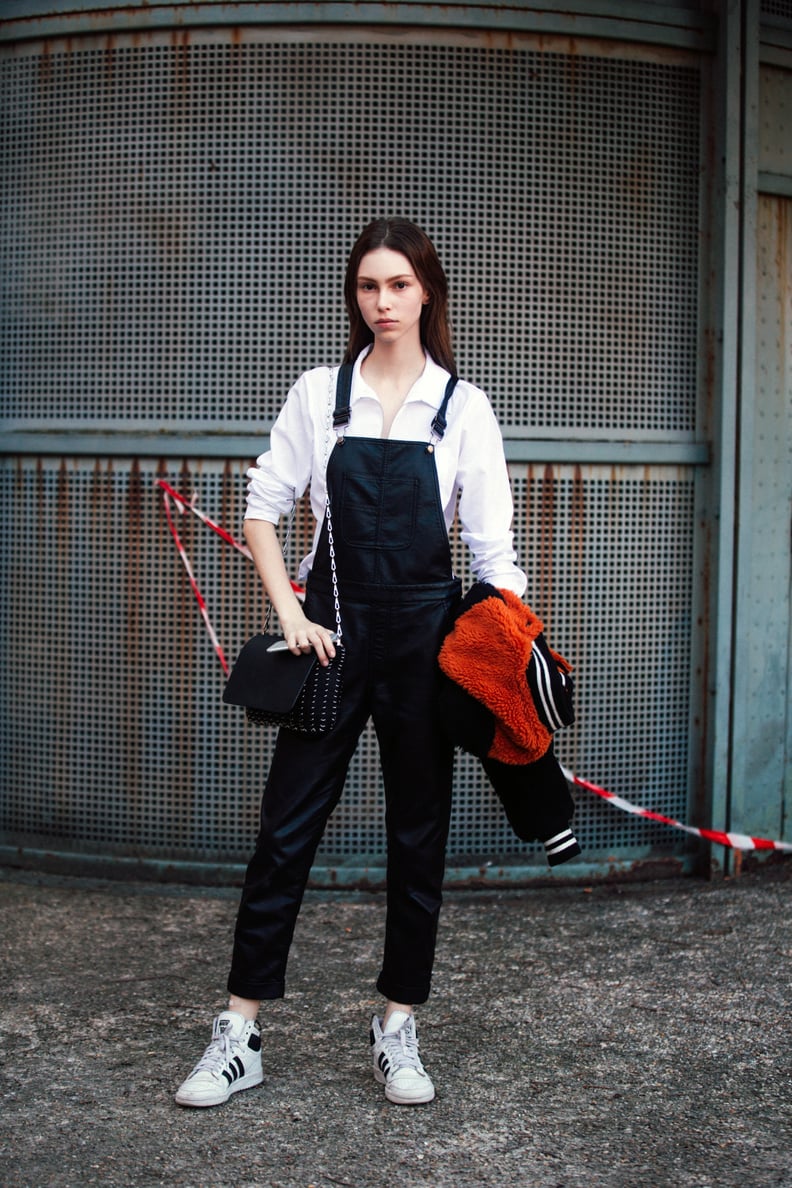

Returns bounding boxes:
[325,368,343,643]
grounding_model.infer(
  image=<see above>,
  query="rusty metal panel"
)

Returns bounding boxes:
[0,2,717,51]
[0,27,705,877]
[0,457,696,868]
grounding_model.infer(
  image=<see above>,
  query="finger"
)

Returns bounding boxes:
[318,635,337,665]
[309,627,337,665]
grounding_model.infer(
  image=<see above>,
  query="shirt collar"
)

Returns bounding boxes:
[352,347,451,410]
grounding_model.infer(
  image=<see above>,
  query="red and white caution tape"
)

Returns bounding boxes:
[156,479,305,678]
[562,765,792,854]
[155,480,253,561]
[158,483,232,675]
[156,483,791,856]
[156,479,305,597]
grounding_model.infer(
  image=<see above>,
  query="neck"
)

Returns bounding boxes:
[363,338,426,386]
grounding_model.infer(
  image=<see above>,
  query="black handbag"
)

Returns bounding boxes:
[223,631,346,734]
[223,366,346,736]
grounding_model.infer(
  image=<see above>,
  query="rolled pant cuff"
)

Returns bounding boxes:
[376,972,430,1006]
[227,976,285,1001]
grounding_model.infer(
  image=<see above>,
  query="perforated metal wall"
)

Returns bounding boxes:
[1,34,700,435]
[762,0,792,21]
[0,457,695,865]
[1,29,704,875]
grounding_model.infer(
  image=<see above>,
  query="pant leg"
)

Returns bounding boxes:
[370,594,459,1005]
[227,596,371,1001]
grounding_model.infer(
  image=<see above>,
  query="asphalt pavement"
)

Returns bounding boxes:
[1,859,791,1188]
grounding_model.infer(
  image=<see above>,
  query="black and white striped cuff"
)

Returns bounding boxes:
[543,828,582,867]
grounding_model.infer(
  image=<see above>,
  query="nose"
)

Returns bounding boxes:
[376,288,391,311]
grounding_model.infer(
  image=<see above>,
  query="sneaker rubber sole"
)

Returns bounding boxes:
[175,1066,264,1108]
[373,1064,436,1105]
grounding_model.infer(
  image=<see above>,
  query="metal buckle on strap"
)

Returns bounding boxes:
[426,375,457,453]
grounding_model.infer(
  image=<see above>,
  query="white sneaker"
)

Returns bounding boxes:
[175,1011,263,1108]
[370,1012,435,1105]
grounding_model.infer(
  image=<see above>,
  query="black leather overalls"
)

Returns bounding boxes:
[228,366,462,1006]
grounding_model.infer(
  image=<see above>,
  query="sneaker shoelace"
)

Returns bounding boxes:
[192,1026,239,1078]
[380,1024,422,1072]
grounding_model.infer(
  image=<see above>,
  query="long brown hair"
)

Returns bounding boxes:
[342,218,457,375]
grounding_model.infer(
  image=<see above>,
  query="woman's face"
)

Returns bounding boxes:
[356,247,429,349]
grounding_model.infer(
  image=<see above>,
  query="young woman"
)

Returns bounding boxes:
[175,217,526,1109]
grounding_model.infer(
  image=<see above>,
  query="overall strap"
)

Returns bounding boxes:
[334,363,458,441]
[430,375,458,441]
[333,363,354,429]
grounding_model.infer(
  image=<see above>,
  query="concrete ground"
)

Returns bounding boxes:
[1,860,790,1188]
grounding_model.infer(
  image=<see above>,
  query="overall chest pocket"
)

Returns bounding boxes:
[339,470,419,551]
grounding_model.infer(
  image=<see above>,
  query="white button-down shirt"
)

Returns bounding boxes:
[245,350,527,595]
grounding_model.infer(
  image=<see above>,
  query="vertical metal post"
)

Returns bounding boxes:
[707,0,751,875]
[728,0,761,850]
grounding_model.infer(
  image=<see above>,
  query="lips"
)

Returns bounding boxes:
[375,320,397,327]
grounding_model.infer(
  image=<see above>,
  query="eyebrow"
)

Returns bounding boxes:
[357,274,415,283]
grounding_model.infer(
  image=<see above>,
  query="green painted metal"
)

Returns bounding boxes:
[0,844,693,887]
[0,0,717,51]
[760,26,792,61]
[705,0,745,876]
[759,171,792,195]
[0,432,711,465]
[707,1,792,862]
[730,190,792,844]
[729,84,791,848]
[729,0,763,850]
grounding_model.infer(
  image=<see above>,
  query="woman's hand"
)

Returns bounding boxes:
[244,520,338,666]
[279,614,338,665]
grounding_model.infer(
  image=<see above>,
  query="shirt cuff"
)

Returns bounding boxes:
[478,568,527,597]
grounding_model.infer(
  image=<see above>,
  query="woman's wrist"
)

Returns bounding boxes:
[278,609,310,638]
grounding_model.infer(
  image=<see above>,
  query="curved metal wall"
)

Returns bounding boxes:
[0,22,708,881]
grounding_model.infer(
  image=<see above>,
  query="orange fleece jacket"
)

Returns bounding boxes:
[437,587,556,765]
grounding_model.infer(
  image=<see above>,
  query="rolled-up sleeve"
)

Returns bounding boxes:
[455,390,527,597]
[245,376,318,522]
